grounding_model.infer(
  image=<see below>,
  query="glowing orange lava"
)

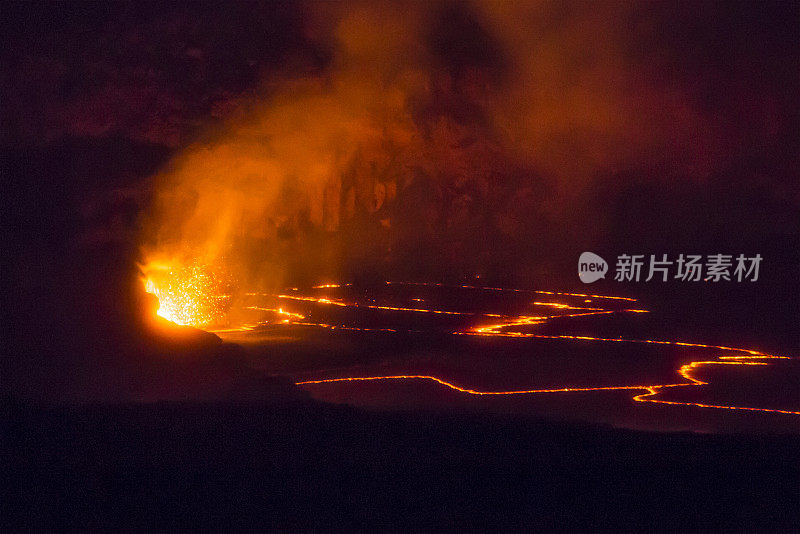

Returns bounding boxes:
[277,281,798,416]
[142,260,233,326]
[163,277,796,415]
[297,356,799,415]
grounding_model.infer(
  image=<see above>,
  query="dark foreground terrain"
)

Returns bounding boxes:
[3,396,799,532]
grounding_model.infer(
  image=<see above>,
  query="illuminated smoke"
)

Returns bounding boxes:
[139,1,747,307]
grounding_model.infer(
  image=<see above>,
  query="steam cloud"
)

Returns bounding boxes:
[134,0,795,288]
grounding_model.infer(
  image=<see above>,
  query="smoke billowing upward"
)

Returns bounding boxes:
[137,0,797,294]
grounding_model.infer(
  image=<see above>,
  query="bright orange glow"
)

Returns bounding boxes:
[296,375,649,394]
[532,290,636,301]
[275,293,470,315]
[297,358,800,415]
[296,363,800,415]
[531,301,604,310]
[385,281,637,301]
[244,306,307,321]
[142,260,232,327]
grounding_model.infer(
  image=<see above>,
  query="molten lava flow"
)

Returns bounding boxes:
[275,281,799,416]
[297,353,800,415]
[142,261,233,327]
[629,361,800,413]
[151,276,797,415]
[275,293,471,315]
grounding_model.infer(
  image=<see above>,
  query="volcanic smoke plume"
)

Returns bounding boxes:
[138,0,797,312]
